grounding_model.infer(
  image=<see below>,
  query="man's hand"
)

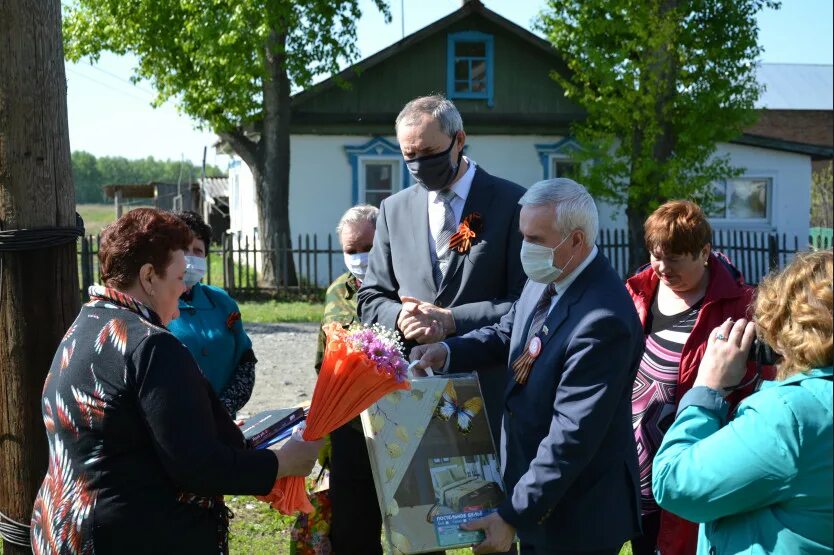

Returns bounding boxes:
[409,343,449,375]
[694,318,756,395]
[461,512,515,554]
[398,296,456,343]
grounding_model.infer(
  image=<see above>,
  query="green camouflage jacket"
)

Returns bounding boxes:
[314,271,359,372]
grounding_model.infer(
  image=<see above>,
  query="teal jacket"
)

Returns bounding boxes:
[168,283,253,396]
[653,367,833,555]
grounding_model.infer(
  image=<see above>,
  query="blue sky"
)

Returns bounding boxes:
[65,0,834,166]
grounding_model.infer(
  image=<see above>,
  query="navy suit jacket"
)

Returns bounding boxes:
[444,251,644,550]
[357,165,527,445]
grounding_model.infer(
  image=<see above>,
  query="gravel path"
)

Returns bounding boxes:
[238,322,320,419]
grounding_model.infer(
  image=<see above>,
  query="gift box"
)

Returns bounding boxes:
[361,373,505,554]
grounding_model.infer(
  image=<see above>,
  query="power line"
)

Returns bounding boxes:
[84,63,157,96]
[65,67,153,102]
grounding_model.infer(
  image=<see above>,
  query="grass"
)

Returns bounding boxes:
[77,203,116,236]
[0,497,631,554]
[226,495,633,554]
[238,300,324,323]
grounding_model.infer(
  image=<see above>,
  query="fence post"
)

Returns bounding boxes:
[206,240,212,286]
[767,233,779,274]
[278,232,287,294]
[313,234,319,291]
[225,233,235,294]
[244,234,251,290]
[327,234,333,285]
[80,236,91,296]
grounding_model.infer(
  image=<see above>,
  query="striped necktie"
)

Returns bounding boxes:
[511,282,558,384]
[433,188,457,287]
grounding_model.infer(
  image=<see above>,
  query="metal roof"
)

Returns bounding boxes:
[756,63,833,110]
[200,176,229,199]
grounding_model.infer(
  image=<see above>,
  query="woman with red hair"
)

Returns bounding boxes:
[626,200,771,555]
[30,208,321,554]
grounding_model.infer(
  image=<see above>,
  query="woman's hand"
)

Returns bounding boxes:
[270,436,324,478]
[694,318,757,395]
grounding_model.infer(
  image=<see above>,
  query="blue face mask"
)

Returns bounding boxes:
[404,136,463,192]
[184,255,207,288]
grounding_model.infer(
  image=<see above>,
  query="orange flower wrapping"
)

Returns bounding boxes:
[259,322,410,514]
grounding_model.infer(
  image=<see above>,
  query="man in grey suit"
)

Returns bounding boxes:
[412,179,643,555]
[357,95,527,448]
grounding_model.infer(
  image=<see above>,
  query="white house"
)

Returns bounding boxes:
[222,1,832,285]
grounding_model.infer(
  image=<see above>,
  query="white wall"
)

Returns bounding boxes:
[712,142,811,240]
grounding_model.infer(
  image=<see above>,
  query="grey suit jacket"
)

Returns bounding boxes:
[444,252,644,550]
[357,165,527,445]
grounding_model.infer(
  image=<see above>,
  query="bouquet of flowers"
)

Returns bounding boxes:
[260,322,411,514]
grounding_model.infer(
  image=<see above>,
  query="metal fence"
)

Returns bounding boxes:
[78,228,833,298]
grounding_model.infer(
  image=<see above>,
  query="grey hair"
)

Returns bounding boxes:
[336,204,379,239]
[395,95,464,137]
[519,178,599,245]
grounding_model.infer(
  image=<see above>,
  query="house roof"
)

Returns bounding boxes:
[291,0,562,107]
[756,63,833,110]
[732,133,834,160]
[101,182,199,200]
[200,176,229,199]
[102,183,156,199]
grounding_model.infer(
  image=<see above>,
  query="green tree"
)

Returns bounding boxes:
[63,0,390,286]
[72,150,104,202]
[71,151,223,204]
[811,162,833,229]
[538,0,778,269]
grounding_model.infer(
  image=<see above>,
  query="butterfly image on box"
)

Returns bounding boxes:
[434,381,483,435]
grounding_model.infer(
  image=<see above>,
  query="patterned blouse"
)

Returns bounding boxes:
[632,295,703,515]
[31,287,277,554]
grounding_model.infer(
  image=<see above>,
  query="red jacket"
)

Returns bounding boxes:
[625,253,774,555]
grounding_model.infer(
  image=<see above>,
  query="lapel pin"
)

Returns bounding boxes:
[542,325,549,336]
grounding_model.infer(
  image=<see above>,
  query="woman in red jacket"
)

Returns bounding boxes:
[626,200,770,555]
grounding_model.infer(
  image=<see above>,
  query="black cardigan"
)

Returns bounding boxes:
[31,293,278,554]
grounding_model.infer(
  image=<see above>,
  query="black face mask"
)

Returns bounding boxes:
[404,136,463,191]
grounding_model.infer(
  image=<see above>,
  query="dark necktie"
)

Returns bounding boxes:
[432,189,457,287]
[511,282,558,384]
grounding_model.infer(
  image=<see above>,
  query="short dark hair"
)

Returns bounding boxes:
[99,208,192,289]
[174,210,212,248]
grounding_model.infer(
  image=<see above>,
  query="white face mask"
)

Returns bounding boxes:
[183,255,207,289]
[343,252,369,281]
[520,234,574,283]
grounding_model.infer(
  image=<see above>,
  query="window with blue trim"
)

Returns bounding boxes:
[344,137,410,207]
[535,138,581,179]
[448,32,494,106]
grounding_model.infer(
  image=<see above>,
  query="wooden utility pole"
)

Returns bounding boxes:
[0,0,80,553]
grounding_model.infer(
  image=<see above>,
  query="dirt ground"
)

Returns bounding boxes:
[238,322,320,419]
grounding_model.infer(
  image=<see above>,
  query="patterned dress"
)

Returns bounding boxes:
[30,287,278,554]
[631,295,703,515]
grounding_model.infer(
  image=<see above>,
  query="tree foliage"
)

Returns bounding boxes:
[72,151,224,204]
[63,0,389,133]
[811,162,833,229]
[63,0,390,285]
[538,0,779,267]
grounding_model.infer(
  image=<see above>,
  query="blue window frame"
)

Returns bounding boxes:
[344,137,409,207]
[447,31,494,106]
[535,138,581,179]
